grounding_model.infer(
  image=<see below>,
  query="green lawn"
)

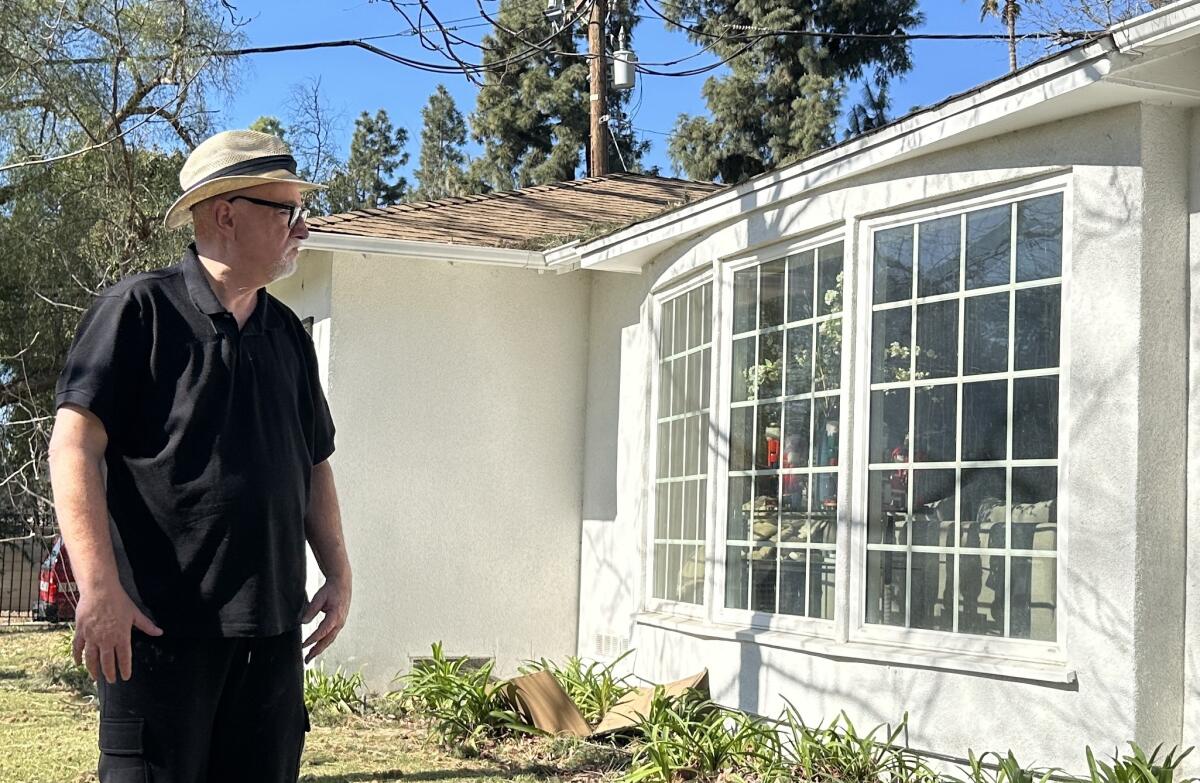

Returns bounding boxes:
[0,627,607,783]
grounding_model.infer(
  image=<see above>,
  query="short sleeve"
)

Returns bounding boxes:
[299,326,336,464]
[55,292,146,439]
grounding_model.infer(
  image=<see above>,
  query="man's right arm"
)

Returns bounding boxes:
[48,404,161,684]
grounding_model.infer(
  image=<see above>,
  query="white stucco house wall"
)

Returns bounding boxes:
[273,0,1200,771]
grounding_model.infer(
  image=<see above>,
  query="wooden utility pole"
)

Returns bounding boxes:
[587,0,608,177]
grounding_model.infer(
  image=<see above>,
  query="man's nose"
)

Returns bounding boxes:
[292,215,309,240]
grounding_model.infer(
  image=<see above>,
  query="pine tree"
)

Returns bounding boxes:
[846,77,892,139]
[326,109,410,212]
[667,0,921,184]
[468,0,648,191]
[412,85,471,201]
[249,115,288,142]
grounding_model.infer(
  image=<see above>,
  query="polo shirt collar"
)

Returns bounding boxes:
[182,245,271,332]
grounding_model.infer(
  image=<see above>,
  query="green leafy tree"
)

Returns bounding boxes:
[0,0,239,526]
[667,0,921,184]
[249,115,288,142]
[412,85,472,201]
[467,0,648,191]
[326,109,409,213]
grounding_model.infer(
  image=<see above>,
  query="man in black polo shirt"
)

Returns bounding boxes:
[48,130,351,782]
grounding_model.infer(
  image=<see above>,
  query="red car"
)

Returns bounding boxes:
[34,536,77,623]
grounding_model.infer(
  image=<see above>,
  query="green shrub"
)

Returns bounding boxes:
[1085,744,1193,783]
[398,641,533,755]
[36,629,95,700]
[303,663,365,718]
[519,650,637,725]
[776,706,936,783]
[625,687,779,783]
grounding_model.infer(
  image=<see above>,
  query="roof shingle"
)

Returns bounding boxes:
[306,173,724,250]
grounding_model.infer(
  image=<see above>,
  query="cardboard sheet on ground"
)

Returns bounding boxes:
[590,669,710,736]
[501,670,592,737]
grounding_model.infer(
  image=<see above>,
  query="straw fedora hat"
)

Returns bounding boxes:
[164,130,325,229]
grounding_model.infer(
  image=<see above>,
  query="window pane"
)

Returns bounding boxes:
[668,481,683,539]
[734,268,757,334]
[757,330,783,399]
[727,476,752,540]
[682,479,699,540]
[779,553,807,616]
[812,398,839,467]
[1013,377,1058,460]
[911,551,953,632]
[688,288,704,350]
[698,478,708,538]
[702,285,713,344]
[914,385,956,462]
[870,389,909,463]
[912,469,955,547]
[815,318,842,391]
[958,552,1004,636]
[962,380,1008,461]
[868,470,908,545]
[657,422,670,479]
[1014,285,1061,371]
[670,356,686,416]
[654,543,668,599]
[684,354,700,412]
[787,251,815,322]
[966,205,1011,290]
[1013,467,1057,552]
[810,473,837,544]
[660,302,674,358]
[918,215,961,297]
[781,474,808,530]
[730,406,753,471]
[684,415,700,476]
[731,337,755,403]
[960,468,1006,548]
[670,419,686,477]
[964,293,1009,375]
[916,300,958,380]
[783,400,811,469]
[1011,556,1056,641]
[818,243,843,315]
[1016,193,1063,282]
[753,474,780,542]
[673,298,688,360]
[755,403,782,470]
[785,325,813,396]
[760,258,786,329]
[874,225,914,304]
[679,545,704,604]
[655,485,669,538]
[700,347,711,407]
[726,546,750,609]
[750,546,777,612]
[872,308,912,383]
[866,550,907,627]
[808,550,835,619]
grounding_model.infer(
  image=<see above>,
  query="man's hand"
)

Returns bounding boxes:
[72,582,163,684]
[301,577,351,663]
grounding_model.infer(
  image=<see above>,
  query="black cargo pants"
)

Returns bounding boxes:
[96,628,309,782]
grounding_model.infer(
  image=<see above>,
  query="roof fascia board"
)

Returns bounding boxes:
[302,231,547,269]
[574,38,1123,271]
[1112,0,1200,52]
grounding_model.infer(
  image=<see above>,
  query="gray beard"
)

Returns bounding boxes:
[269,255,298,282]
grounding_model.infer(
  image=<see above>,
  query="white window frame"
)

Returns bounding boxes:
[849,175,1073,664]
[707,227,849,638]
[644,269,715,620]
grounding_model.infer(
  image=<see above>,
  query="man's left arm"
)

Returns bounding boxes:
[301,459,351,663]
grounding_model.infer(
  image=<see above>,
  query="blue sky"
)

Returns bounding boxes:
[218,1,1044,179]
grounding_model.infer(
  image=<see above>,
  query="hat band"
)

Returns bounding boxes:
[190,154,298,189]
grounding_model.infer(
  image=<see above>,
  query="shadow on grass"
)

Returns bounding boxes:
[301,769,506,783]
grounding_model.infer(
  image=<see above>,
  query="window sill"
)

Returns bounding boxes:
[633,612,1077,685]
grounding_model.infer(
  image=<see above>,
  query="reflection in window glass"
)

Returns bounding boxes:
[726,240,843,619]
[653,282,712,605]
[867,192,1063,639]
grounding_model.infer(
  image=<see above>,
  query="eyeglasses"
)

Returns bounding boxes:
[225,195,309,229]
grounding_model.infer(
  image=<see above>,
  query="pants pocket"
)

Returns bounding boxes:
[98,717,148,783]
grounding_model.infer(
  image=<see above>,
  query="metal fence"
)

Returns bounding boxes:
[0,534,56,625]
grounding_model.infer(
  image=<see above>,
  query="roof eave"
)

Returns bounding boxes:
[301,231,547,270]
[574,0,1200,273]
